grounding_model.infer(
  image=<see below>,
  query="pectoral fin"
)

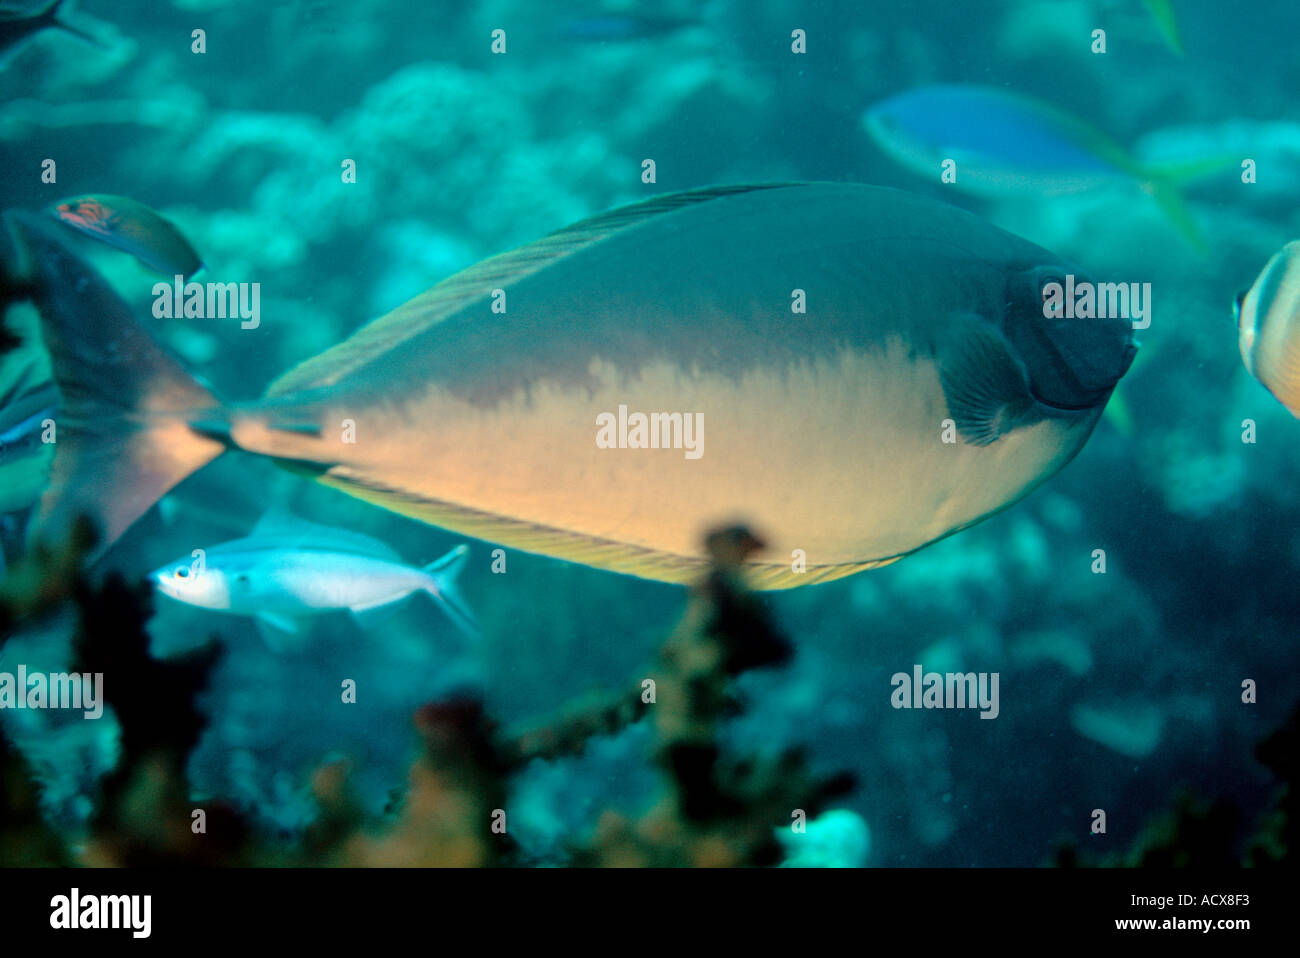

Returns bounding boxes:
[255,612,302,653]
[939,317,1037,446]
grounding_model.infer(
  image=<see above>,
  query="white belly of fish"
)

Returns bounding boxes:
[307,340,1087,572]
[217,551,428,615]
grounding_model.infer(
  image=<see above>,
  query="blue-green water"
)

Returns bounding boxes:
[0,0,1297,867]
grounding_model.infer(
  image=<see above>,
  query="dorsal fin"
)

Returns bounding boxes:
[265,183,801,398]
[230,509,404,562]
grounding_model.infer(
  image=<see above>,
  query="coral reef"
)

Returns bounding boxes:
[1054,703,1300,868]
[0,522,852,867]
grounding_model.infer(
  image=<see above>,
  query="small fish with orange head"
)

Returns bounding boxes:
[48,194,203,279]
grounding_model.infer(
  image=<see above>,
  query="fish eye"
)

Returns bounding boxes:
[174,566,189,579]
[1019,266,1071,317]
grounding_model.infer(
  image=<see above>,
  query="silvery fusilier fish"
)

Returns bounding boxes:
[3,182,1136,588]
[151,512,477,638]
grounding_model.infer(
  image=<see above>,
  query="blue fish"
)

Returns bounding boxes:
[863,84,1215,247]
[1141,0,1183,55]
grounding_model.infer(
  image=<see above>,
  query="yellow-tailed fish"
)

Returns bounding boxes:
[1140,0,1183,55]
[7,183,1137,589]
[1237,240,1300,419]
[48,194,203,279]
[862,84,1222,251]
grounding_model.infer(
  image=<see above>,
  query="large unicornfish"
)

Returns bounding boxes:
[7,183,1136,588]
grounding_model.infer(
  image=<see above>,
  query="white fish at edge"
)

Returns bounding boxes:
[150,513,477,638]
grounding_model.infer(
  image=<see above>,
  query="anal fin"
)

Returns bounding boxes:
[255,611,306,653]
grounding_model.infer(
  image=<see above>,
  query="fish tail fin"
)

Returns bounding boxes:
[4,210,228,554]
[421,543,479,638]
[1142,177,1207,254]
[1101,387,1135,436]
[1141,153,1239,187]
[1140,0,1184,55]
[1135,152,1237,253]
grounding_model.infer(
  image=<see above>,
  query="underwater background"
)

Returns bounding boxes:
[0,0,1297,867]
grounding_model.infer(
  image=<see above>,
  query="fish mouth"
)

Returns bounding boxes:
[1022,318,1137,411]
[150,567,185,599]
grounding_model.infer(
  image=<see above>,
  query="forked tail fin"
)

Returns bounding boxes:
[421,544,479,639]
[4,210,227,554]
[1135,154,1236,255]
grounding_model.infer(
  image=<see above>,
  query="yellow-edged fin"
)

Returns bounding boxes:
[1096,139,1207,253]
[266,183,800,398]
[1144,178,1206,253]
[1141,0,1184,55]
[315,467,897,590]
[1142,153,1240,186]
[1133,154,1241,254]
[1062,113,1218,255]
[1100,343,1146,435]
[1101,387,1134,436]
